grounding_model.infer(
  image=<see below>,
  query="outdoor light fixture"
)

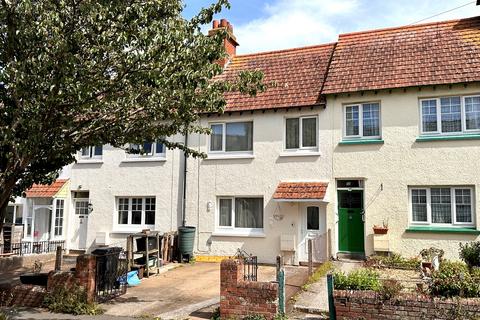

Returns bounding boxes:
[88,202,93,214]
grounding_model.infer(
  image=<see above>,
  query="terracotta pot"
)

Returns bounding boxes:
[373,227,388,234]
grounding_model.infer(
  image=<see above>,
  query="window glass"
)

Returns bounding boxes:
[131,198,143,224]
[118,198,129,224]
[455,189,472,223]
[411,189,427,222]
[94,146,103,156]
[219,198,232,227]
[440,97,462,133]
[142,142,153,155]
[362,103,380,137]
[345,105,360,136]
[421,100,438,132]
[285,118,300,149]
[225,122,253,152]
[465,96,480,130]
[155,140,165,155]
[431,188,452,224]
[234,198,263,228]
[307,207,320,230]
[54,199,64,236]
[210,124,223,151]
[302,118,317,147]
[145,198,156,225]
[81,147,90,157]
[75,200,89,215]
[15,206,23,224]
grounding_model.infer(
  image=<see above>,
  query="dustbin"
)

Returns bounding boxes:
[178,226,196,262]
[92,247,123,291]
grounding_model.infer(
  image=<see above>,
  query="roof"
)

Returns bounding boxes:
[221,44,336,112]
[273,182,328,201]
[25,179,69,198]
[323,16,480,94]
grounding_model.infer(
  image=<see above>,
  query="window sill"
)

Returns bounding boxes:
[76,159,103,164]
[339,139,384,145]
[212,230,266,238]
[416,134,480,142]
[406,226,480,234]
[122,157,166,163]
[205,154,254,160]
[111,227,156,234]
[279,151,320,157]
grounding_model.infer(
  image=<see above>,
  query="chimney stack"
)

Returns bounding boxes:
[209,19,239,67]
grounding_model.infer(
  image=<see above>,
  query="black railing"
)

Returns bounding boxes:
[235,248,258,281]
[94,249,128,302]
[0,240,65,256]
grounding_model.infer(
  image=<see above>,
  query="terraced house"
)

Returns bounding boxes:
[3,16,480,264]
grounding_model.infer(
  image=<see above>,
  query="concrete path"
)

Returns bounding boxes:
[292,259,362,315]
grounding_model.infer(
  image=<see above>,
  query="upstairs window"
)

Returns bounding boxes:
[344,103,381,139]
[128,140,165,158]
[420,95,480,134]
[410,187,474,226]
[209,122,253,153]
[79,146,102,159]
[285,116,318,150]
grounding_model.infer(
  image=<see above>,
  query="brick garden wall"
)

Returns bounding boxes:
[220,259,278,320]
[334,290,480,320]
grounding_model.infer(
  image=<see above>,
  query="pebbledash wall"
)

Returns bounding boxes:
[67,136,184,251]
[185,109,334,264]
[330,83,480,259]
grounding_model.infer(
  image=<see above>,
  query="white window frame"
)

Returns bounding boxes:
[114,197,156,231]
[79,146,102,160]
[52,199,65,238]
[409,186,475,227]
[343,102,381,140]
[419,95,480,135]
[284,115,319,152]
[215,196,264,236]
[74,198,90,216]
[5,204,22,225]
[127,141,166,159]
[208,120,254,155]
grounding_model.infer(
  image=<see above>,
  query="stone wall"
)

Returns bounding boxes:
[220,259,278,320]
[334,290,480,320]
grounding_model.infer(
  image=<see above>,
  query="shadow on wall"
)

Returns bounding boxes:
[411,140,480,149]
[401,231,478,241]
[275,155,320,164]
[72,163,103,169]
[118,161,167,168]
[333,144,383,153]
[200,158,254,166]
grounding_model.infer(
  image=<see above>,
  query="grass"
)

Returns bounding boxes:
[301,261,334,291]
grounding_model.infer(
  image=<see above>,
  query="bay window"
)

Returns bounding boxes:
[420,95,480,134]
[209,121,253,153]
[285,116,318,150]
[117,197,156,227]
[410,187,474,226]
[344,103,381,139]
[217,197,263,231]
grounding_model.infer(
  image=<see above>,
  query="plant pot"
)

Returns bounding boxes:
[373,227,388,235]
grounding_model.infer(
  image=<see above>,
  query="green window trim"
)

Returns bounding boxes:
[406,226,480,234]
[416,134,480,142]
[339,139,384,145]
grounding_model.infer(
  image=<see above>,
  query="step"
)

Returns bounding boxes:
[336,252,366,261]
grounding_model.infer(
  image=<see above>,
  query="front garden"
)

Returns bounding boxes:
[332,242,480,319]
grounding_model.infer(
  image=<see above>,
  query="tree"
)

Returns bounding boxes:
[0,0,265,229]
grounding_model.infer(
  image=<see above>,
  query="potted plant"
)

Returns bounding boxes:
[420,247,444,270]
[373,220,389,234]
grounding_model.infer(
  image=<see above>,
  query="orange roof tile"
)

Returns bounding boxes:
[273,182,328,200]
[323,16,480,94]
[25,179,68,198]
[221,44,335,112]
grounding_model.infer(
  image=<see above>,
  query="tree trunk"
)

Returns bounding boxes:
[0,198,8,234]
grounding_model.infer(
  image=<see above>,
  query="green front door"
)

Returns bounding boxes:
[338,190,364,253]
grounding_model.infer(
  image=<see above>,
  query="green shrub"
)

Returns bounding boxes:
[210,307,220,320]
[333,268,380,291]
[0,312,9,320]
[459,241,480,268]
[429,261,480,298]
[302,261,334,290]
[43,285,104,315]
[243,315,266,320]
[378,279,403,300]
[366,253,420,270]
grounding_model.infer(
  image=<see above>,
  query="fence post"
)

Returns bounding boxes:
[308,239,313,276]
[278,268,285,315]
[54,245,63,271]
[327,273,336,320]
[276,255,283,282]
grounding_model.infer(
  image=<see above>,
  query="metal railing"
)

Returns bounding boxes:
[94,249,128,302]
[0,240,65,256]
[235,248,258,281]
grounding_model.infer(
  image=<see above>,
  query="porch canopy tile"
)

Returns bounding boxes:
[273,182,328,202]
[25,179,68,198]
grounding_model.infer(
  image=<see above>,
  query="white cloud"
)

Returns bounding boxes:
[234,0,359,54]
[231,0,480,54]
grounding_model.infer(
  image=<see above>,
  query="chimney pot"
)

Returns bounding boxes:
[220,19,228,28]
[213,20,219,29]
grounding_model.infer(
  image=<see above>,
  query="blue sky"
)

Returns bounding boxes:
[183,0,480,54]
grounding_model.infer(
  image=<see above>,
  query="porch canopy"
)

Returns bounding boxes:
[25,179,68,198]
[273,182,328,202]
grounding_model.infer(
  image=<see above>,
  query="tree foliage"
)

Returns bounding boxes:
[0,0,265,225]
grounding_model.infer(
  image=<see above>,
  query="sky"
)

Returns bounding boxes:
[182,0,480,54]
